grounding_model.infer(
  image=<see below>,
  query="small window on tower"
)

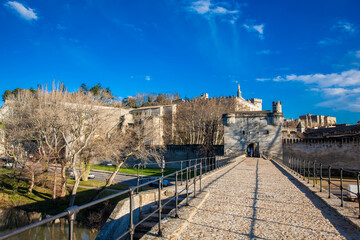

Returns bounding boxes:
[242,130,245,135]
[265,130,269,134]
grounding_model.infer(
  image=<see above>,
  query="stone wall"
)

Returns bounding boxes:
[0,129,4,156]
[223,109,283,159]
[283,137,360,170]
[96,189,169,240]
[121,145,224,169]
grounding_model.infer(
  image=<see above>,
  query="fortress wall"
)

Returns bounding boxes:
[283,137,360,170]
[223,112,283,159]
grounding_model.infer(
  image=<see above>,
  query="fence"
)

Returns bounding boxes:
[135,156,226,190]
[0,156,231,240]
[272,155,360,219]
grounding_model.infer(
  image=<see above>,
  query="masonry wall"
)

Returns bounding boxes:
[223,112,283,159]
[283,137,360,170]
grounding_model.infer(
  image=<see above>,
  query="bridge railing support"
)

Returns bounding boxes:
[270,154,360,219]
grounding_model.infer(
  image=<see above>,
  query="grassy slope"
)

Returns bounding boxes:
[91,165,175,176]
[0,168,137,214]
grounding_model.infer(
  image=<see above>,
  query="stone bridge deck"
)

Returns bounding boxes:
[179,157,360,239]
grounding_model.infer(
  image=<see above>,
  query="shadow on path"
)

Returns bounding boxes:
[271,159,358,240]
[249,158,259,239]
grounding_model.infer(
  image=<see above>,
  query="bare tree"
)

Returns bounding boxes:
[91,115,164,199]
[58,92,114,207]
[173,98,235,155]
[3,90,44,193]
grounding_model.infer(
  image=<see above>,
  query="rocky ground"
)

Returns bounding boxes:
[178,157,360,240]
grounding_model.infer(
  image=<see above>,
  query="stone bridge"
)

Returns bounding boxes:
[142,157,360,240]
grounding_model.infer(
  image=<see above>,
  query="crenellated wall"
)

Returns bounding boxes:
[283,137,360,170]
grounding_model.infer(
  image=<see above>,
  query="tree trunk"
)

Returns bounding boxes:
[69,165,80,207]
[105,162,123,187]
[81,163,91,181]
[52,165,57,200]
[60,165,67,198]
[91,161,124,201]
[28,166,35,194]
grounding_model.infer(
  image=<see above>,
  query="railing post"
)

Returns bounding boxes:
[66,206,79,240]
[161,159,164,189]
[205,157,208,174]
[313,161,316,187]
[137,164,140,194]
[340,168,344,207]
[158,178,162,236]
[190,160,192,176]
[175,172,179,218]
[180,161,183,185]
[303,160,305,181]
[186,167,189,205]
[320,163,323,192]
[200,163,202,193]
[296,158,299,175]
[328,166,331,199]
[307,161,310,184]
[129,187,135,240]
[194,164,197,197]
[357,172,360,218]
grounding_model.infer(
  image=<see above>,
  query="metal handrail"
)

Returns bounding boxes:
[0,156,232,240]
[274,155,360,219]
[134,156,224,167]
[135,156,219,192]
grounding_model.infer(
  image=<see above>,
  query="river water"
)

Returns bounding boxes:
[1,223,98,240]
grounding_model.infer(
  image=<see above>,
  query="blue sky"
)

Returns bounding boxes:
[1,0,360,124]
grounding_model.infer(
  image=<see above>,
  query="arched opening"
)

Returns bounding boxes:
[246,143,259,157]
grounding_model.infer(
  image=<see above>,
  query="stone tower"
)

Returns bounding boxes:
[237,84,242,98]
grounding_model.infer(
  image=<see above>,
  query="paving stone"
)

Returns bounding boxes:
[178,157,360,240]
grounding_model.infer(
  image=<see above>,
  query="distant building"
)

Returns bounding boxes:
[189,85,262,112]
[129,105,176,146]
[298,113,336,128]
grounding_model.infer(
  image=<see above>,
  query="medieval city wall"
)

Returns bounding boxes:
[283,137,360,170]
[223,111,283,159]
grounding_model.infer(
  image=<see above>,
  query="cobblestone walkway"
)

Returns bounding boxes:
[179,157,360,240]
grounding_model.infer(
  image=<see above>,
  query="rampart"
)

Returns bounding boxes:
[283,136,360,170]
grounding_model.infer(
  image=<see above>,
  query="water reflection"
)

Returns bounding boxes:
[2,222,98,240]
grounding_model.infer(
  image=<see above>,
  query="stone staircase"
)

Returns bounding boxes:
[133,195,186,240]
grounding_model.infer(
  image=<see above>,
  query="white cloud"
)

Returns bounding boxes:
[318,37,341,46]
[273,69,360,112]
[256,78,270,81]
[243,23,264,39]
[5,1,38,21]
[256,50,280,55]
[333,20,356,34]
[145,75,151,81]
[355,50,360,59]
[253,25,264,35]
[56,24,66,30]
[273,69,360,88]
[189,0,238,16]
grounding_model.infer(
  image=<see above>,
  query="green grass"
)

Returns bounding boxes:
[0,171,135,215]
[0,167,17,175]
[91,165,175,176]
[67,179,106,188]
